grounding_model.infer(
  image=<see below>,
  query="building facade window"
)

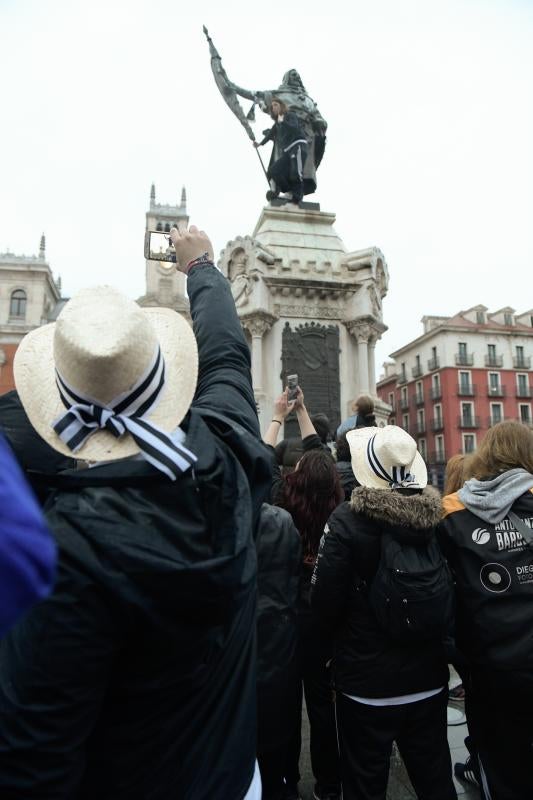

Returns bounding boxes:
[514,345,529,369]
[458,371,473,395]
[519,404,531,424]
[463,434,476,454]
[9,289,27,318]
[490,403,503,425]
[417,408,425,433]
[457,342,473,367]
[435,435,445,462]
[504,312,514,326]
[415,381,424,403]
[476,311,485,324]
[419,438,427,460]
[517,374,530,397]
[402,413,409,432]
[461,402,474,425]
[488,372,501,395]
[388,391,395,409]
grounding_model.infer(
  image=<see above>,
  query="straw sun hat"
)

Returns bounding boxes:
[346,425,428,490]
[14,286,198,464]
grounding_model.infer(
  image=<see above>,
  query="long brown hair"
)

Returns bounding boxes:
[468,421,533,480]
[278,449,343,562]
[443,454,467,496]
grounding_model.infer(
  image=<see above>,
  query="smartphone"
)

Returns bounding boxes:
[287,374,299,401]
[144,231,177,263]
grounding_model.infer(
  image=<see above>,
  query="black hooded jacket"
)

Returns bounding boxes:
[0,265,273,800]
[311,486,449,698]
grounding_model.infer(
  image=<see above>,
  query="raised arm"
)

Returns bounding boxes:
[263,389,295,447]
[292,388,319,441]
[170,226,258,438]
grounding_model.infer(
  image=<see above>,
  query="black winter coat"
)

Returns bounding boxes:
[256,504,301,756]
[439,488,533,686]
[0,265,273,800]
[311,486,449,698]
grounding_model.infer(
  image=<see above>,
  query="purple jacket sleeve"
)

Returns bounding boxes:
[0,435,56,637]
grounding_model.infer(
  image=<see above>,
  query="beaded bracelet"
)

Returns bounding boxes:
[185,252,213,274]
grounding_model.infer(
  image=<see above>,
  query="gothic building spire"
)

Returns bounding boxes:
[39,233,46,259]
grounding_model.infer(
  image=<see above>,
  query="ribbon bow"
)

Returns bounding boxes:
[366,434,419,489]
[53,347,196,481]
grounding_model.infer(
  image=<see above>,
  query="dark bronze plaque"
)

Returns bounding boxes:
[281,321,341,440]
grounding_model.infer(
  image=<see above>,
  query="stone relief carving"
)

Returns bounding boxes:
[345,320,373,343]
[273,303,343,320]
[228,248,252,308]
[240,311,277,338]
[366,283,382,320]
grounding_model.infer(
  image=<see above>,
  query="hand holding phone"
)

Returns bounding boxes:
[286,374,299,402]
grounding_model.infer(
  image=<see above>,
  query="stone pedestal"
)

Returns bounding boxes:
[218,203,389,433]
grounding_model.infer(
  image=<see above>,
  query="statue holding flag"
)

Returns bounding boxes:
[203,27,327,203]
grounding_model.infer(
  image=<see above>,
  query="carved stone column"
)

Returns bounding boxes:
[368,335,377,393]
[344,320,372,395]
[240,312,277,392]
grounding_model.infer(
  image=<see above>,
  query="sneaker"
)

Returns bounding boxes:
[313,787,341,800]
[454,757,480,788]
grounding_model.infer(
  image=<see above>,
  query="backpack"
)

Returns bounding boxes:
[368,531,454,643]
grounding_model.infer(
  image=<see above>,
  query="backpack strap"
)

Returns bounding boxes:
[508,511,533,547]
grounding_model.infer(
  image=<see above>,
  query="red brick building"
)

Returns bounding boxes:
[377,305,533,489]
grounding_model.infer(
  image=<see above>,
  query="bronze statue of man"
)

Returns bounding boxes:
[204,28,327,202]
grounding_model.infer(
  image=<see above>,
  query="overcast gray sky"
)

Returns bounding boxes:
[1,0,532,370]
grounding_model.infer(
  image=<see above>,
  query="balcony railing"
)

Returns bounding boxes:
[399,397,410,411]
[412,365,423,378]
[430,386,442,401]
[427,356,440,371]
[516,385,533,398]
[457,383,476,396]
[487,416,509,427]
[431,418,444,432]
[485,354,503,368]
[487,385,506,397]
[412,393,425,407]
[458,415,480,428]
[428,450,447,465]
[397,373,408,385]
[513,356,531,369]
[455,353,474,366]
[414,421,426,435]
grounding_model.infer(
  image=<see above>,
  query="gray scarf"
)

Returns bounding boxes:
[459,468,533,524]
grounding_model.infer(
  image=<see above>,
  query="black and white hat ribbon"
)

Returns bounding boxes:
[52,346,197,481]
[366,434,420,489]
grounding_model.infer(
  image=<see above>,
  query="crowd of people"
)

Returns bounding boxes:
[0,224,531,800]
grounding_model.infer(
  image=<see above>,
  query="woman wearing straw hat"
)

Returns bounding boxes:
[312,425,456,800]
[0,226,272,800]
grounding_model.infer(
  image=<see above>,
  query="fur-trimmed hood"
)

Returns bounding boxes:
[350,485,442,532]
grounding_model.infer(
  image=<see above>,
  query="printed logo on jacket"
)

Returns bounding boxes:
[494,516,533,552]
[472,517,533,592]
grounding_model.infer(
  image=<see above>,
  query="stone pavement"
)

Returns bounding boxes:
[297,687,479,799]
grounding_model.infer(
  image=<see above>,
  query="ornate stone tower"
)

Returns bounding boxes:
[137,184,190,314]
[218,202,389,433]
